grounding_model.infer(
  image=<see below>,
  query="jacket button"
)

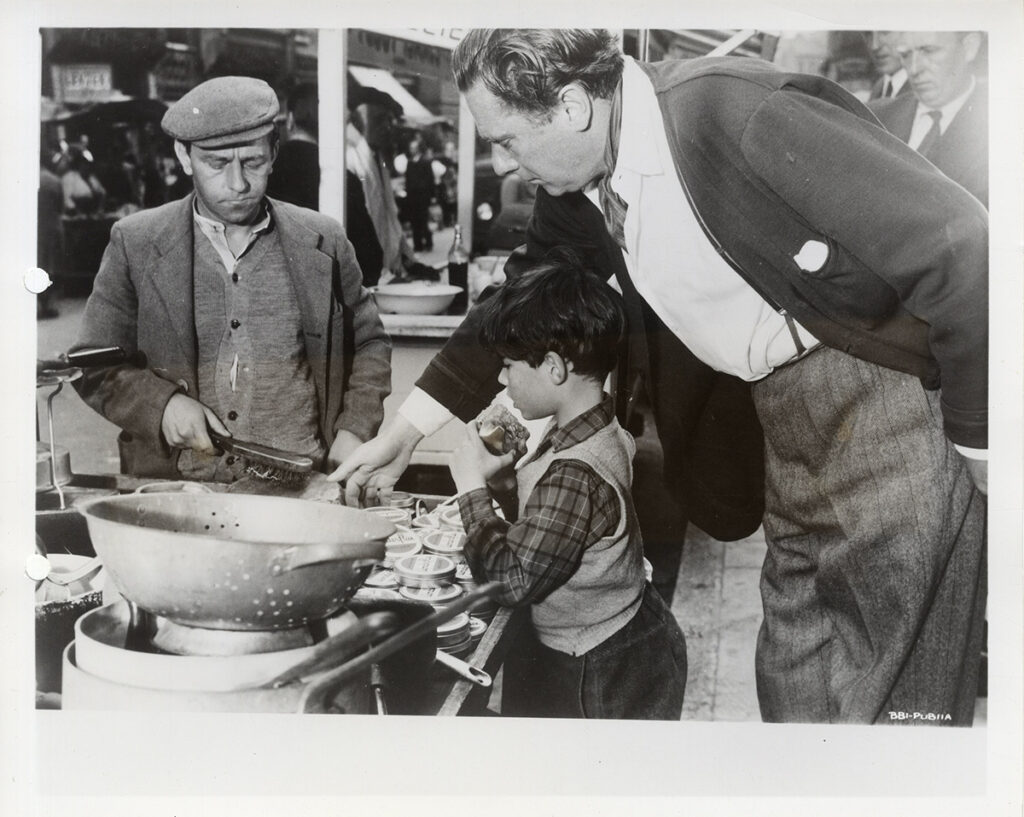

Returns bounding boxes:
[225,455,236,465]
[228,410,238,421]
[230,319,241,329]
[231,272,239,284]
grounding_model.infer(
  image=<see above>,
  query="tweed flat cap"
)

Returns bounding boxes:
[162,76,280,147]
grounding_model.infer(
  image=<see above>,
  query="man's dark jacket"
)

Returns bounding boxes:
[417,57,989,541]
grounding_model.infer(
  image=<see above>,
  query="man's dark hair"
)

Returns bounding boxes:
[452,29,624,118]
[478,248,626,381]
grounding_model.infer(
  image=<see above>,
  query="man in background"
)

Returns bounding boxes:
[266,82,320,211]
[866,31,911,100]
[346,85,434,286]
[871,31,988,206]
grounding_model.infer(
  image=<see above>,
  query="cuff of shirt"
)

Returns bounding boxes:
[398,387,455,437]
[456,487,498,529]
[954,445,988,461]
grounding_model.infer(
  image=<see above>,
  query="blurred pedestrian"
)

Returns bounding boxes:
[266,82,321,210]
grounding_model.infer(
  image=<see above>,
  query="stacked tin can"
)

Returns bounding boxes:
[362,496,494,655]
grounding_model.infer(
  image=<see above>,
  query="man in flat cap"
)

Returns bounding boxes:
[73,76,391,482]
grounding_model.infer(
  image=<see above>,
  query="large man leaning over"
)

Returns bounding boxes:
[333,30,987,726]
[74,76,391,482]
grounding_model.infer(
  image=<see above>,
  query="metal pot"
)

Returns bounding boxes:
[78,492,394,631]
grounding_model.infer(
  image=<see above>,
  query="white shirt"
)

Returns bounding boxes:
[584,56,820,382]
[882,68,909,99]
[908,76,977,151]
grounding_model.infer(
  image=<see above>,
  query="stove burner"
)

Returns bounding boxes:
[150,615,332,656]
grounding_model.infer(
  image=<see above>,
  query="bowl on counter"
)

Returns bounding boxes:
[372,283,464,315]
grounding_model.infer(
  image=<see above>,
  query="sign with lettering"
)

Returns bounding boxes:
[51,64,112,103]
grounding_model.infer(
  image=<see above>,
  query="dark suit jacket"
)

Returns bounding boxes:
[869,81,988,206]
[416,57,988,540]
[74,194,392,477]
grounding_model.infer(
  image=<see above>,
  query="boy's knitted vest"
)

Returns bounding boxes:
[515,418,646,656]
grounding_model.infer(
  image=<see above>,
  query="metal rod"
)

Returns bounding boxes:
[707,29,758,57]
[45,382,66,510]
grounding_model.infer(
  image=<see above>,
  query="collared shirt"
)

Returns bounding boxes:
[584,56,820,382]
[882,68,909,98]
[457,398,620,607]
[908,75,977,150]
[192,200,272,392]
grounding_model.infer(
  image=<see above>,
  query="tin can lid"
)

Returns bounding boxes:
[387,491,415,509]
[422,529,467,555]
[399,584,463,604]
[385,531,422,555]
[454,562,475,583]
[363,568,399,589]
[436,612,471,636]
[393,553,457,582]
[438,505,464,529]
[365,506,412,526]
[468,617,487,638]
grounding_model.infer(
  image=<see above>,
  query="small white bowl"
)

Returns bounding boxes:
[373,283,464,315]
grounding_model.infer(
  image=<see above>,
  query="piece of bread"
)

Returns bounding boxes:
[477,404,531,462]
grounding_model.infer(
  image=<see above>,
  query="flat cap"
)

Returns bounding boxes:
[162,76,280,148]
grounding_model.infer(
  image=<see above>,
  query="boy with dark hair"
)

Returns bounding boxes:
[449,251,687,719]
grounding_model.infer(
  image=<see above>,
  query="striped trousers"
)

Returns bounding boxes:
[751,347,986,725]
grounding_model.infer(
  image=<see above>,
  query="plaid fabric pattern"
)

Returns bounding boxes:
[458,398,621,607]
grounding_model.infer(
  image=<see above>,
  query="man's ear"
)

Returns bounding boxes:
[173,141,194,177]
[961,32,983,64]
[544,351,570,385]
[558,83,594,133]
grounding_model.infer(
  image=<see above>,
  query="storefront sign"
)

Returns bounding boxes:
[364,28,466,51]
[51,63,112,103]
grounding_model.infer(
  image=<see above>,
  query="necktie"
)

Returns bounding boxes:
[597,82,628,250]
[882,77,893,98]
[916,110,943,158]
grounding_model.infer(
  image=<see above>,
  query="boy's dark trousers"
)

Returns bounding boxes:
[501,583,687,719]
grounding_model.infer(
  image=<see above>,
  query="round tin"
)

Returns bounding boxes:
[421,529,467,557]
[438,505,465,530]
[383,531,422,567]
[364,506,413,527]
[436,612,471,639]
[438,636,474,656]
[393,554,457,589]
[454,562,475,585]
[468,616,487,642]
[386,491,415,509]
[363,568,399,590]
[398,584,463,606]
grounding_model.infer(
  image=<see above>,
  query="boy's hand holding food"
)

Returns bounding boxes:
[449,423,517,495]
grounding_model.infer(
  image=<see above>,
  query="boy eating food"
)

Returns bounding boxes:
[448,251,687,719]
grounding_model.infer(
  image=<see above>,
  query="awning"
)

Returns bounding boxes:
[348,65,449,127]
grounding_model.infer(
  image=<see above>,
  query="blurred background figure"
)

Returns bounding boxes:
[866,31,910,99]
[345,84,435,286]
[59,142,106,217]
[436,139,459,228]
[403,133,436,251]
[871,31,987,206]
[37,145,63,319]
[267,82,320,210]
